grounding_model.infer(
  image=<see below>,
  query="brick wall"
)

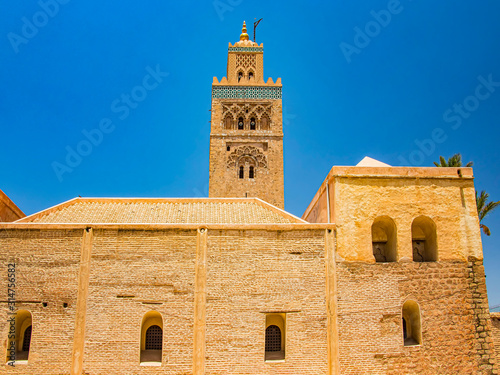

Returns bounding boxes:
[336,259,493,374]
[204,229,328,374]
[82,229,196,375]
[1,226,497,374]
[0,229,82,375]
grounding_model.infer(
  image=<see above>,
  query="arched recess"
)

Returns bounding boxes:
[260,113,270,130]
[371,216,397,262]
[412,216,437,262]
[140,311,163,364]
[265,314,286,361]
[6,310,32,363]
[402,300,422,346]
[223,113,234,130]
[248,70,255,81]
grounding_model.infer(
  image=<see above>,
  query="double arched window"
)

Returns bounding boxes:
[371,216,438,263]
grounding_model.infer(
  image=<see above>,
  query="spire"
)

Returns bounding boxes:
[240,21,249,41]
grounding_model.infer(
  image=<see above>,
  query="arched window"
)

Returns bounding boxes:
[402,300,422,346]
[145,325,162,350]
[140,311,163,364]
[6,310,32,363]
[239,166,244,179]
[248,71,254,80]
[265,325,281,352]
[412,216,437,262]
[250,117,256,130]
[371,216,397,262]
[249,166,255,179]
[265,314,285,361]
[238,71,243,82]
[238,117,244,130]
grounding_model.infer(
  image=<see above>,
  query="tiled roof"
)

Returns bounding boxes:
[17,198,304,224]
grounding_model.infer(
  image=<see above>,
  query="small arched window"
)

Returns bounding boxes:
[265,325,281,352]
[248,72,254,80]
[140,311,163,364]
[249,166,255,179]
[402,300,422,346]
[238,117,244,130]
[250,118,256,130]
[239,166,244,179]
[371,216,397,262]
[238,71,243,82]
[412,216,437,262]
[265,314,286,361]
[145,325,163,350]
[6,310,32,363]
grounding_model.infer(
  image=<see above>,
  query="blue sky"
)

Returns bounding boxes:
[1,0,500,307]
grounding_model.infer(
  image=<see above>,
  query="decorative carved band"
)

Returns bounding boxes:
[228,47,264,52]
[212,86,281,100]
[227,146,268,169]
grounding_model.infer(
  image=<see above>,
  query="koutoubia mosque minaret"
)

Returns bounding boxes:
[208,22,285,208]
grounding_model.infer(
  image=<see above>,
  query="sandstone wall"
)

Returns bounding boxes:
[492,313,500,366]
[208,97,284,208]
[333,176,482,262]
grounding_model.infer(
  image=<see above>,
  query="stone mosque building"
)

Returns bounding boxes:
[1,22,500,375]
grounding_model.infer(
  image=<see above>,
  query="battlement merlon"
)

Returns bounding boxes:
[212,77,282,86]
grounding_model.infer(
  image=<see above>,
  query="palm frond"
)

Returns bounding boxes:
[481,200,500,221]
[476,190,488,217]
[480,224,491,236]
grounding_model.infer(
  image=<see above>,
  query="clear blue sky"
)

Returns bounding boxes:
[1,1,500,307]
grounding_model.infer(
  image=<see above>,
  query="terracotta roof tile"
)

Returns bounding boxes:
[19,198,303,224]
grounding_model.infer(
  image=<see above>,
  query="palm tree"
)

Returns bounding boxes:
[433,153,473,167]
[476,190,500,236]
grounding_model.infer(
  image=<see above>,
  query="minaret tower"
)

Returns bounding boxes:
[208,22,284,208]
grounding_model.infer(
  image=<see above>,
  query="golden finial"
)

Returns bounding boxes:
[240,21,249,41]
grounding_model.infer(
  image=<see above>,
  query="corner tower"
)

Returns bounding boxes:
[208,22,284,208]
